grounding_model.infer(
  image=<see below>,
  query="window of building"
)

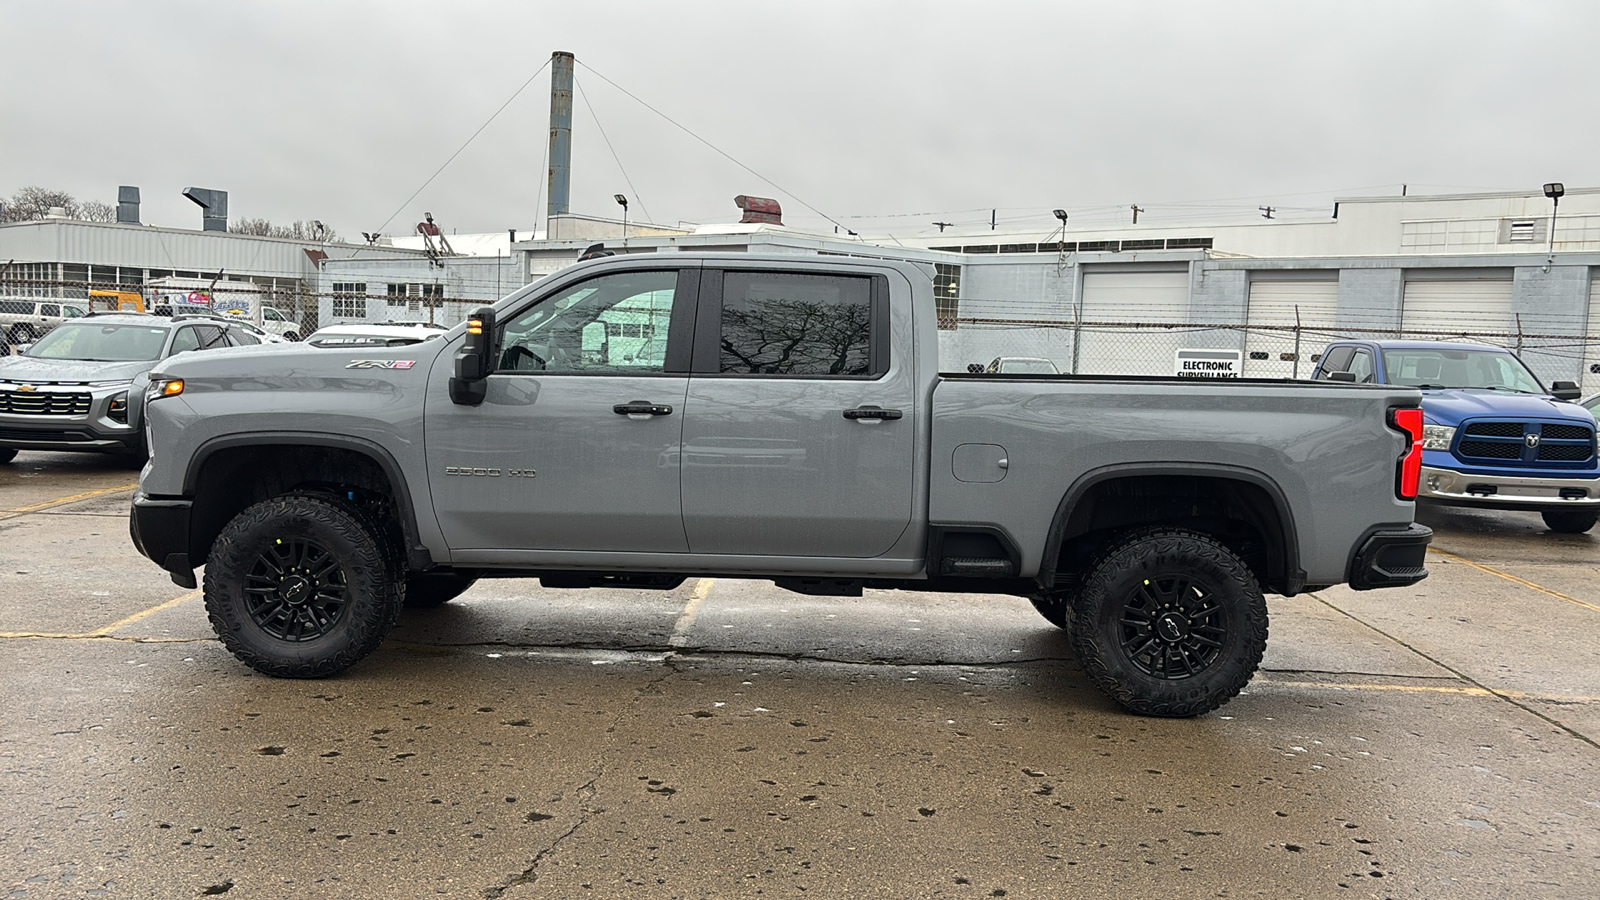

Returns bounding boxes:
[332,282,367,318]
[4,262,55,297]
[718,272,873,376]
[386,282,444,310]
[934,263,961,331]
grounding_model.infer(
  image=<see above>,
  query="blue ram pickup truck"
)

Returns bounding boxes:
[1312,340,1597,533]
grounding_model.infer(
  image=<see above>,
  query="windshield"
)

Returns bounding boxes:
[1381,348,1545,393]
[25,322,169,362]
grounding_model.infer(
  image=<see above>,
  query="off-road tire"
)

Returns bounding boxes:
[1071,528,1267,718]
[8,323,37,345]
[0,448,16,464]
[404,571,478,609]
[1541,509,1598,534]
[204,494,403,678]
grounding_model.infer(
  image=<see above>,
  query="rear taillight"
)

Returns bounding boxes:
[1389,407,1423,499]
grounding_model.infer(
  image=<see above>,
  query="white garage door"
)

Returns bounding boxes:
[1584,276,1600,394]
[1075,270,1189,376]
[1244,279,1340,379]
[1401,278,1514,339]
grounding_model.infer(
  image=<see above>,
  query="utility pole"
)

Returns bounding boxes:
[1130,205,1143,224]
[991,209,996,231]
[1259,206,1275,219]
[933,221,952,233]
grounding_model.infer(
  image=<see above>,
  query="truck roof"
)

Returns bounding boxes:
[1334,339,1515,352]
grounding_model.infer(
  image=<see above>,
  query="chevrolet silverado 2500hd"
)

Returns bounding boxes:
[130,254,1431,716]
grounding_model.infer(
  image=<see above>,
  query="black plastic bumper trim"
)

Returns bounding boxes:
[131,496,195,588]
[1348,523,1432,591]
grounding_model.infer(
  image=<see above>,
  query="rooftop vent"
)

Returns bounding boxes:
[735,195,782,225]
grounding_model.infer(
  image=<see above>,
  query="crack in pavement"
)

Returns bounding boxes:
[480,660,681,897]
[385,637,1074,670]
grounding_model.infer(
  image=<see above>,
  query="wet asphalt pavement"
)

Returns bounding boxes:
[2,452,1597,898]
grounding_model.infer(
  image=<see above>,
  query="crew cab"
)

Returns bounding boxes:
[130,254,1431,716]
[1312,340,1598,533]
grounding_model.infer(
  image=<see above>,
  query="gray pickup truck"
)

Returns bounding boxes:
[130,253,1431,716]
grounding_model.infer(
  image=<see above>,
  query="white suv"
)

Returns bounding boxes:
[1,298,90,347]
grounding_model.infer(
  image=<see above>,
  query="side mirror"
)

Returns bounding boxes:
[449,307,496,406]
[1551,380,1581,401]
[1328,371,1358,383]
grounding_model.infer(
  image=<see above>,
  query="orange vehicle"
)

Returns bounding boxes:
[89,289,146,313]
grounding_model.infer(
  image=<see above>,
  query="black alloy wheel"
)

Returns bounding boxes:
[244,536,350,641]
[204,493,402,678]
[1114,573,1227,680]
[1071,528,1267,718]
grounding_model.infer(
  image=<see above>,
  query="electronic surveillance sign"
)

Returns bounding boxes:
[1175,349,1242,379]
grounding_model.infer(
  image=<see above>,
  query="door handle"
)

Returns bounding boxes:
[842,405,903,421]
[614,401,674,417]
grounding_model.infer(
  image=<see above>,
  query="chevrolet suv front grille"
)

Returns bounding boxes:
[0,389,92,416]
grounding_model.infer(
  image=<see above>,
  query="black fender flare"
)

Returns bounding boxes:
[184,432,433,571]
[1038,461,1304,595]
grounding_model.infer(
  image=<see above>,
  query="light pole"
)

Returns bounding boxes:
[614,194,629,243]
[1542,182,1564,271]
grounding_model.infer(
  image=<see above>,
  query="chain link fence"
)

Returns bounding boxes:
[939,317,1600,393]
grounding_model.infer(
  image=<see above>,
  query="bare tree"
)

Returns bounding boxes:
[3,186,83,221]
[79,200,116,222]
[228,218,341,242]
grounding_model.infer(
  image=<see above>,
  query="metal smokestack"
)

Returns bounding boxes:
[547,51,574,220]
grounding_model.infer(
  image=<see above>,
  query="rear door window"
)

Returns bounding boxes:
[1348,350,1375,383]
[714,272,878,376]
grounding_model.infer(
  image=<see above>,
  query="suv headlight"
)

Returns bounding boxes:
[108,391,129,423]
[1422,424,1455,450]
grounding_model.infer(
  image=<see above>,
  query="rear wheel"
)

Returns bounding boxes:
[404,571,478,608]
[204,494,402,678]
[8,323,36,345]
[1071,528,1267,718]
[1541,509,1598,534]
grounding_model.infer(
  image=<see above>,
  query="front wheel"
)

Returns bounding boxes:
[1071,528,1267,718]
[1541,508,1598,534]
[204,494,402,678]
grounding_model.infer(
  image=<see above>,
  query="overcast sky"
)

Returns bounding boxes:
[4,1,1597,241]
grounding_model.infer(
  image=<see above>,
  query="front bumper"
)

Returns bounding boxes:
[0,385,141,453]
[1417,464,1600,509]
[130,494,196,588]
[1348,523,1432,591]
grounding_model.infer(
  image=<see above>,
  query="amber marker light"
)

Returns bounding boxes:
[162,379,185,397]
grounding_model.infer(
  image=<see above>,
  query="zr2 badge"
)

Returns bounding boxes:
[346,360,417,369]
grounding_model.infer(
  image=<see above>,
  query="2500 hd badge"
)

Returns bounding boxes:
[443,466,536,477]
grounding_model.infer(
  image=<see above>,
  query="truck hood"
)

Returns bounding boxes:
[149,336,453,382]
[1421,388,1592,426]
[0,355,153,385]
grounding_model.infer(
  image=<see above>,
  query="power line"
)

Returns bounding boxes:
[370,56,554,237]
[574,73,653,227]
[575,60,847,233]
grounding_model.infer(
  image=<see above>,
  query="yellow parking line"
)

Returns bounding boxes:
[1428,547,1600,614]
[0,589,201,641]
[91,589,202,635]
[1264,678,1600,704]
[668,578,716,648]
[0,481,140,518]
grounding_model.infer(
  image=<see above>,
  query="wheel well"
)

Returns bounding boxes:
[1050,474,1294,594]
[187,444,414,571]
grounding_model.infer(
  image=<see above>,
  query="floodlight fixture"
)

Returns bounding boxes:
[1543,182,1565,200]
[1052,209,1068,222]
